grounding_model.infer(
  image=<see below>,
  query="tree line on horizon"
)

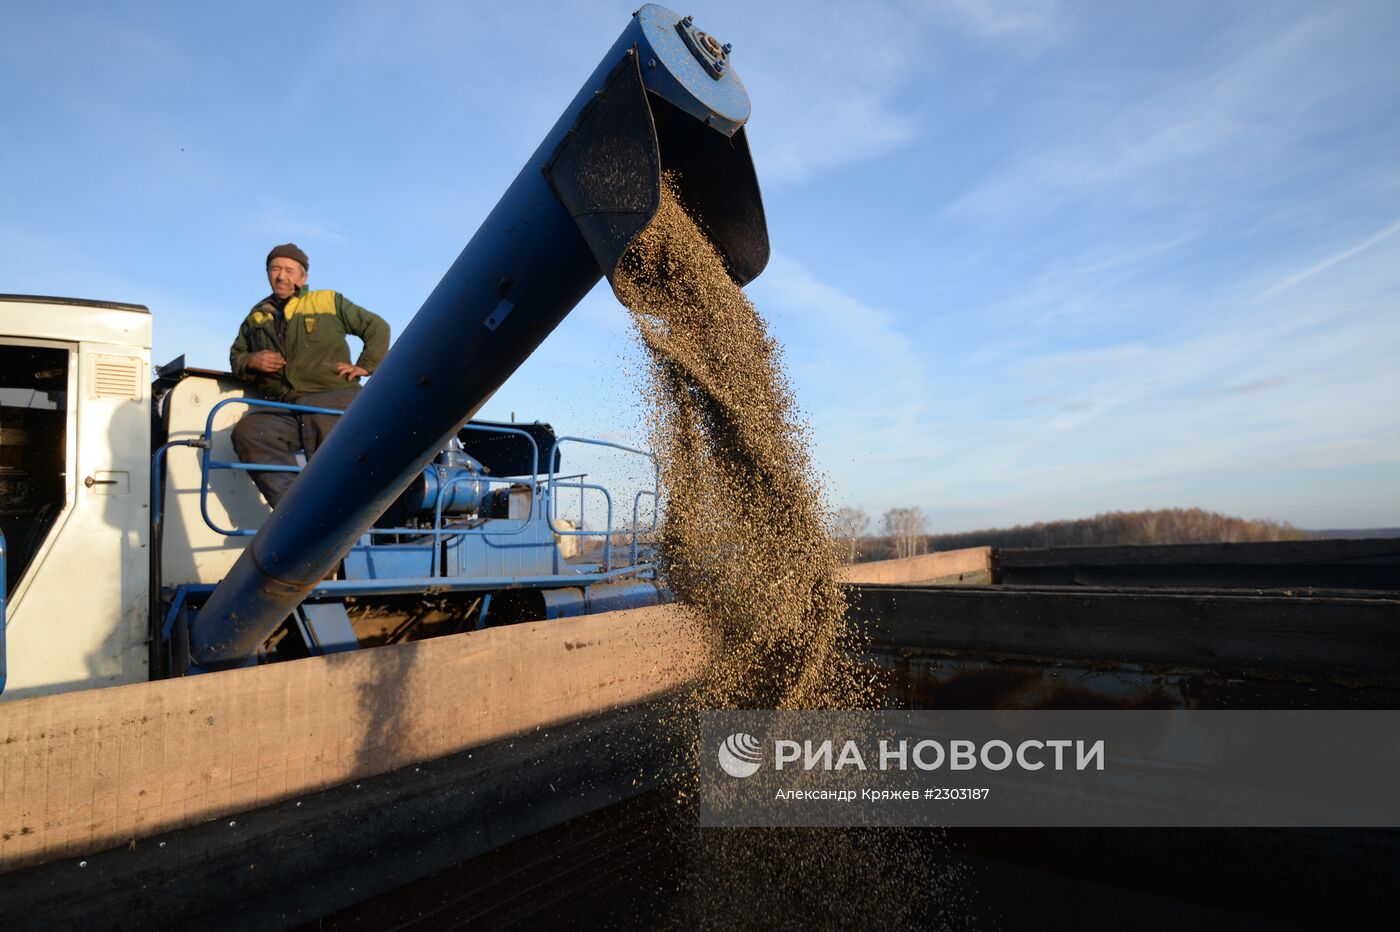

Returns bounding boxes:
[831,507,1308,564]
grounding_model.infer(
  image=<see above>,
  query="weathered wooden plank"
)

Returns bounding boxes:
[0,705,672,931]
[840,547,991,586]
[0,604,701,873]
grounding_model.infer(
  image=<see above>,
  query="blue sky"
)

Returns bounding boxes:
[4,1,1398,532]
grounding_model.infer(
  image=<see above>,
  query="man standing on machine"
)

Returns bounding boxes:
[229,243,390,507]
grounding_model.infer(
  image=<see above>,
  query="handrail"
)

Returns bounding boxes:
[546,436,658,574]
[566,481,614,570]
[630,489,659,566]
[194,403,549,545]
[187,401,656,581]
[551,474,590,531]
[199,397,348,537]
[150,437,205,678]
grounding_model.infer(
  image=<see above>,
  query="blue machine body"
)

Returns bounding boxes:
[401,449,488,517]
[161,412,667,673]
[189,5,766,668]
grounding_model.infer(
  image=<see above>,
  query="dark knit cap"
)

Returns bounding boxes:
[266,243,309,270]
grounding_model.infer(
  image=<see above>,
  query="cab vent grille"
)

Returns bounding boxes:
[91,356,142,399]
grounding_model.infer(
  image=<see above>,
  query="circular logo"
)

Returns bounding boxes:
[717,732,763,778]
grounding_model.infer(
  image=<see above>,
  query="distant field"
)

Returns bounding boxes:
[1309,528,1400,539]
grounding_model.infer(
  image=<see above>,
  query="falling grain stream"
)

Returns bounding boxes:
[611,176,955,929]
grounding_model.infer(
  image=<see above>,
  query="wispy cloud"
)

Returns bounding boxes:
[717,0,1065,184]
[946,6,1368,225]
[1261,215,1400,297]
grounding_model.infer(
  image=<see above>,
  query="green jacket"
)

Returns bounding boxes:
[230,287,390,399]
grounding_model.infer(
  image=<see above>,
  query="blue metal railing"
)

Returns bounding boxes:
[631,489,659,566]
[195,403,553,545]
[179,399,659,585]
[546,436,659,574]
[568,481,614,569]
[151,436,205,678]
[200,397,349,536]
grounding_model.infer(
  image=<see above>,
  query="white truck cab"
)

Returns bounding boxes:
[0,295,152,699]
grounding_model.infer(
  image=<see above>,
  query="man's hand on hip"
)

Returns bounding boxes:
[247,350,287,373]
[335,363,369,381]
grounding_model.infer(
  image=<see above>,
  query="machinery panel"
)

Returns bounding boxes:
[159,373,264,586]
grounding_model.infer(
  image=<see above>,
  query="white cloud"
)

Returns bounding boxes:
[946,6,1365,225]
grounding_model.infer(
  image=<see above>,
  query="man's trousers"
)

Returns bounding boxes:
[229,387,360,508]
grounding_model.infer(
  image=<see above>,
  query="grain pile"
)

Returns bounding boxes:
[611,176,938,929]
